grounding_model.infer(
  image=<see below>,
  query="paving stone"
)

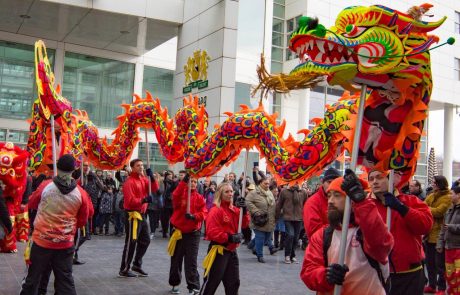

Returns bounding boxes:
[0,236,314,294]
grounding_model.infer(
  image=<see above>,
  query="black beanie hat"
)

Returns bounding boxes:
[57,154,75,173]
[322,167,341,182]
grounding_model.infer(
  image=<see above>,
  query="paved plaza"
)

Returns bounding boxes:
[0,235,314,295]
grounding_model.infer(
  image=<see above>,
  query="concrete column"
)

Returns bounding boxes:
[174,0,239,181]
[53,42,65,88]
[443,103,453,184]
[131,17,148,160]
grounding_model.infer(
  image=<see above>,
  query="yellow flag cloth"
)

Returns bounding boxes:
[202,245,225,277]
[167,229,183,256]
[81,226,86,237]
[128,211,143,240]
[24,239,32,265]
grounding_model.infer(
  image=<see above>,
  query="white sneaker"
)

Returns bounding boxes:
[150,233,155,240]
[284,256,291,264]
[188,289,199,295]
[171,286,180,294]
[291,257,299,264]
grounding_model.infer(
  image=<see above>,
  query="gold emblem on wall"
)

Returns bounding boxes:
[183,50,210,94]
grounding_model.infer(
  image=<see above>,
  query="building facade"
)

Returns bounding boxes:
[0,0,458,185]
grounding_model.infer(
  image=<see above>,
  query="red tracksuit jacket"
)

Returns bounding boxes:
[371,193,433,272]
[303,187,328,238]
[122,173,159,214]
[170,181,207,233]
[205,200,250,251]
[301,198,394,294]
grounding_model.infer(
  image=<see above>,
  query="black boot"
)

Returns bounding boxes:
[279,232,286,250]
[274,230,280,249]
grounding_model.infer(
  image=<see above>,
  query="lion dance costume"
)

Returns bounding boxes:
[0,142,29,252]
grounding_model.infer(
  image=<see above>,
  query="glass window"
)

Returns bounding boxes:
[143,66,174,112]
[273,18,284,33]
[63,52,134,128]
[456,11,460,34]
[274,0,285,4]
[271,61,282,74]
[271,47,283,62]
[272,32,284,47]
[273,3,285,19]
[455,58,460,81]
[137,142,169,172]
[272,92,282,125]
[0,41,55,120]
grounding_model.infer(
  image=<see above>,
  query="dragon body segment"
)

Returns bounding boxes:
[27,4,445,188]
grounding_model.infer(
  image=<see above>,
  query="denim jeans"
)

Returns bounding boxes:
[113,211,124,234]
[284,220,302,258]
[253,229,274,258]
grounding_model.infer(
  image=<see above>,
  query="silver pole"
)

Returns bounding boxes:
[80,155,84,186]
[387,170,395,229]
[187,178,191,214]
[333,84,367,295]
[50,115,57,177]
[145,129,152,195]
[238,149,250,233]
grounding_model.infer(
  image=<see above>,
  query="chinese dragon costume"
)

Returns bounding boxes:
[26,4,447,189]
[0,142,30,252]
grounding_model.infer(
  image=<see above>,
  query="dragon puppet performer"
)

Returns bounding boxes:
[0,142,30,253]
[27,4,448,189]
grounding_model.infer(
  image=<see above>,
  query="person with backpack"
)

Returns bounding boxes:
[301,169,394,295]
[367,169,433,295]
[113,183,125,237]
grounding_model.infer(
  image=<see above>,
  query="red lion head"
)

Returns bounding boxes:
[0,142,29,199]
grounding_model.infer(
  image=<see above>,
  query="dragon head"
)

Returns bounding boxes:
[288,4,446,92]
[34,40,72,120]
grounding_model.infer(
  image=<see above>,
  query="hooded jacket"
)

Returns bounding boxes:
[170,181,207,233]
[29,178,90,249]
[301,198,394,295]
[425,189,452,243]
[246,186,276,232]
[303,187,328,238]
[276,186,307,221]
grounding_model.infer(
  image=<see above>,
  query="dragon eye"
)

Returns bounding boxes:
[344,24,366,38]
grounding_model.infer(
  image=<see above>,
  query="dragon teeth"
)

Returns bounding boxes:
[340,56,346,63]
[300,44,305,54]
[316,40,325,53]
[337,45,343,53]
[328,43,334,51]
[309,40,314,49]
[333,57,339,63]
[325,57,331,64]
[314,52,323,62]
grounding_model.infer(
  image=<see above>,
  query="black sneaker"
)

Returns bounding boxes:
[73,258,85,265]
[270,247,279,255]
[257,257,266,263]
[118,271,138,278]
[131,266,149,277]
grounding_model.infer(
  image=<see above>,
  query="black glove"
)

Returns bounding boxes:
[183,173,190,183]
[142,195,153,204]
[384,192,409,216]
[235,197,246,208]
[228,233,243,244]
[146,168,153,179]
[185,213,196,220]
[326,263,349,285]
[341,169,365,203]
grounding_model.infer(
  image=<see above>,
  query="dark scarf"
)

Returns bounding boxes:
[53,175,77,195]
